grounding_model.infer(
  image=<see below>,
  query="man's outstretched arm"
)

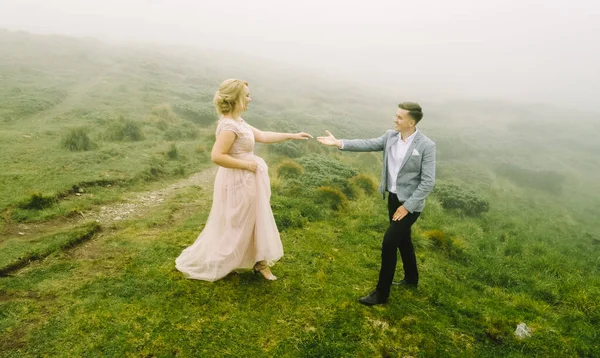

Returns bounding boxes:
[317,130,387,152]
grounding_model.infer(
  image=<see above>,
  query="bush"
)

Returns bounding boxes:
[348,174,378,196]
[315,186,348,211]
[277,160,304,179]
[271,197,306,231]
[424,229,447,249]
[423,229,469,259]
[434,182,489,216]
[151,103,176,120]
[157,119,169,131]
[270,141,304,158]
[139,156,166,181]
[173,165,186,176]
[448,236,469,259]
[271,195,324,230]
[167,143,179,160]
[273,209,307,231]
[163,122,198,140]
[102,115,144,142]
[343,184,362,200]
[62,128,93,151]
[195,145,207,154]
[296,155,358,189]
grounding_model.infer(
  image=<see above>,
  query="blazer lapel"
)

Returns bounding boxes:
[399,132,422,171]
[386,131,399,152]
[380,132,398,196]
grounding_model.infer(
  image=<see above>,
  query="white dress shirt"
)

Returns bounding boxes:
[387,130,418,193]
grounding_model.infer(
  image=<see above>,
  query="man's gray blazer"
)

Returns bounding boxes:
[341,130,436,213]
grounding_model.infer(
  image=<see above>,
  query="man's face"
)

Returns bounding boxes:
[394,108,415,131]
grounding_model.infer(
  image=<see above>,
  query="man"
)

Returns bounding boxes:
[317,102,436,306]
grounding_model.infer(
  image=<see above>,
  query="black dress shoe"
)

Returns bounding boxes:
[392,279,418,288]
[358,290,388,306]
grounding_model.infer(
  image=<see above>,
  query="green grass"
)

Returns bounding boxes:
[1,185,598,356]
[0,222,100,276]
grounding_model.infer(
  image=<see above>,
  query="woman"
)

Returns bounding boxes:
[175,79,312,281]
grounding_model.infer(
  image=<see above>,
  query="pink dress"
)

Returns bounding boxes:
[175,118,283,281]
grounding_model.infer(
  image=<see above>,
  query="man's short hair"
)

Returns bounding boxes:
[399,102,423,123]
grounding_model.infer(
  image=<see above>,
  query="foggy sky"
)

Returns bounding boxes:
[1,0,599,109]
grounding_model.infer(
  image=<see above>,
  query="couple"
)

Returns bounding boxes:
[175,79,436,306]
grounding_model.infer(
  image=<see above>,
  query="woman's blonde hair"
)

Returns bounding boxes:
[213,79,248,116]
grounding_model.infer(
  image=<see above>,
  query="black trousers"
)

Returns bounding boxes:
[376,192,421,297]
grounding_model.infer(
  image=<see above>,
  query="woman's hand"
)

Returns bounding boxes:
[245,160,258,172]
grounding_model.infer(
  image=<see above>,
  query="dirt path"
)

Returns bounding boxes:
[2,167,217,240]
[92,167,217,225]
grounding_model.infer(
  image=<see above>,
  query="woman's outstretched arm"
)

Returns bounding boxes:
[248,125,312,144]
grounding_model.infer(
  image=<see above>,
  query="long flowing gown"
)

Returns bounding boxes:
[175,118,283,281]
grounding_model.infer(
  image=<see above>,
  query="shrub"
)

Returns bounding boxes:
[151,103,176,120]
[167,143,179,160]
[434,183,489,216]
[286,197,324,221]
[424,229,447,249]
[448,236,469,259]
[343,184,362,200]
[270,141,304,158]
[277,160,304,179]
[102,115,144,141]
[173,165,186,176]
[163,122,198,140]
[201,133,216,148]
[191,144,210,163]
[348,174,378,196]
[424,229,469,259]
[273,209,307,231]
[271,196,308,230]
[139,156,166,181]
[62,128,93,151]
[315,186,348,211]
[157,119,169,131]
[270,175,283,195]
[296,155,358,189]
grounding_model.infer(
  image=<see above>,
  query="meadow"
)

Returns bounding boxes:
[1,30,599,357]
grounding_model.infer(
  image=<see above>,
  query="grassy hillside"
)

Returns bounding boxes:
[0,30,599,357]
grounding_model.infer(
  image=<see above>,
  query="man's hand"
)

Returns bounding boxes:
[392,205,409,221]
[291,132,313,140]
[316,130,342,148]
